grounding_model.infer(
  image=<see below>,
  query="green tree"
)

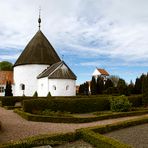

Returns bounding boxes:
[117,78,127,95]
[0,61,13,71]
[128,80,135,95]
[142,74,148,105]
[104,78,114,90]
[91,76,97,95]
[5,81,13,96]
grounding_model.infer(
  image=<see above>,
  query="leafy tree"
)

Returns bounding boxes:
[5,81,13,96]
[96,76,104,94]
[91,76,97,95]
[0,61,13,71]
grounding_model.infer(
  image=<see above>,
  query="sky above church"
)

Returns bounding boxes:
[0,0,148,84]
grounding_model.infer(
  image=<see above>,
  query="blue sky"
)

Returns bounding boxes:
[0,0,148,84]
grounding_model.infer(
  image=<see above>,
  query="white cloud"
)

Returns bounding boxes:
[0,0,148,67]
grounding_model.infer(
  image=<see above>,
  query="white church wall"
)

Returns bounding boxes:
[92,69,101,77]
[48,79,76,96]
[14,64,49,96]
[37,77,48,96]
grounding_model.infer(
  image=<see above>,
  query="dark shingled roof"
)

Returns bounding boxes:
[37,61,77,80]
[14,30,61,67]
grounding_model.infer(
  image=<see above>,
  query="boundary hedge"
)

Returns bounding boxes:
[23,98,110,113]
[14,109,148,123]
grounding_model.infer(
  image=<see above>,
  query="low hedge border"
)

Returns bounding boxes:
[78,129,132,148]
[85,116,148,134]
[0,132,78,148]
[3,106,21,110]
[14,109,148,123]
[1,116,148,148]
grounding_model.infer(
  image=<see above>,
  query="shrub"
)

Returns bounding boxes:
[23,97,110,113]
[1,97,16,106]
[47,92,51,97]
[33,91,38,97]
[110,95,132,112]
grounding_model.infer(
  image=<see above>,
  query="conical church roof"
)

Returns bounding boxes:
[14,30,61,67]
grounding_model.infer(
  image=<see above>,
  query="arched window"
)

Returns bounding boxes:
[53,85,56,90]
[20,84,25,90]
[66,85,69,90]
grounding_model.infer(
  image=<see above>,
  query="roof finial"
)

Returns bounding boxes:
[38,7,41,30]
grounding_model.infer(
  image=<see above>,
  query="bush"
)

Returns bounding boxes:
[1,97,16,106]
[23,97,110,113]
[110,95,132,112]
[33,91,38,97]
[47,92,51,97]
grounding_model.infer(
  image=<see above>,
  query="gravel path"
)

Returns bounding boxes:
[105,123,148,148]
[0,107,148,144]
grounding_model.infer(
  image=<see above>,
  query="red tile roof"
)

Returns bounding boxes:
[0,71,14,85]
[97,69,109,76]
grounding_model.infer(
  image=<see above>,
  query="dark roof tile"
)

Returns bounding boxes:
[14,30,61,67]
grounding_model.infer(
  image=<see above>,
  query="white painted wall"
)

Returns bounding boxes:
[92,69,101,76]
[37,78,76,96]
[48,79,76,96]
[0,84,15,96]
[37,77,48,96]
[14,64,49,96]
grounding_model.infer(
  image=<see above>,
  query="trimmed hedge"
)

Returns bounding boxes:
[23,97,110,113]
[87,116,148,134]
[128,95,142,107]
[1,115,148,148]
[1,97,16,106]
[14,109,148,123]
[0,96,47,107]
[0,132,78,148]
[79,129,131,148]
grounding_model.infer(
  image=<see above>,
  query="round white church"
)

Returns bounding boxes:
[13,17,77,97]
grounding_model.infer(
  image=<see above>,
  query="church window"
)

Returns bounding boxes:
[53,85,56,90]
[66,85,69,90]
[0,86,4,93]
[20,84,25,90]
